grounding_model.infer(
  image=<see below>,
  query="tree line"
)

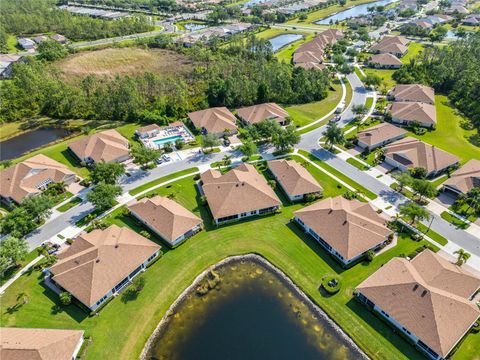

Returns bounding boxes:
[392,32,480,130]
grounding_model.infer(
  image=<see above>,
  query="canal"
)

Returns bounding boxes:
[315,0,398,24]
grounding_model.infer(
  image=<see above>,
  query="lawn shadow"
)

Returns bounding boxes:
[40,282,88,323]
[346,298,425,360]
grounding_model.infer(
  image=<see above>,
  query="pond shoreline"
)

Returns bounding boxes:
[140,253,369,360]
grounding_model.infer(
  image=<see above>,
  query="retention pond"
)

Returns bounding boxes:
[143,255,368,360]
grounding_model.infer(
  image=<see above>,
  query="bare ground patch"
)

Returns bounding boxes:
[56,48,194,80]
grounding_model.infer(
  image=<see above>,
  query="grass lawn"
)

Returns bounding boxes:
[407,95,480,161]
[363,68,397,89]
[430,175,448,188]
[274,32,315,63]
[6,35,19,53]
[401,42,424,64]
[357,150,379,167]
[354,66,365,80]
[346,157,369,171]
[128,168,199,195]
[0,248,40,286]
[4,166,471,360]
[415,222,449,246]
[57,197,83,213]
[299,150,378,200]
[286,80,343,128]
[365,97,373,110]
[440,211,470,229]
[449,203,478,223]
[0,122,24,140]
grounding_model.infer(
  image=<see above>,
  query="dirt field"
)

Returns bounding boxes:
[56,48,194,79]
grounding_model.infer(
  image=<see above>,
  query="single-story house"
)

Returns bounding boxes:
[463,14,480,26]
[33,35,49,44]
[135,124,162,139]
[0,327,84,360]
[387,84,435,105]
[128,195,203,247]
[0,54,25,79]
[292,29,343,66]
[293,50,323,65]
[68,129,130,165]
[357,123,407,151]
[368,53,403,69]
[51,34,68,44]
[0,154,78,205]
[294,196,391,266]
[384,137,460,177]
[442,159,480,196]
[236,103,290,126]
[370,36,409,57]
[356,249,480,360]
[294,62,327,71]
[200,163,281,225]
[267,159,322,201]
[387,101,437,128]
[187,107,238,136]
[46,225,161,311]
[18,38,35,50]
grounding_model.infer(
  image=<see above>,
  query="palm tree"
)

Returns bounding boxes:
[324,122,344,150]
[16,292,29,304]
[464,188,480,214]
[454,248,471,266]
[222,154,232,167]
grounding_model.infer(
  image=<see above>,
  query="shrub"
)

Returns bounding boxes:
[321,276,341,295]
[66,238,74,245]
[365,250,375,262]
[342,190,358,200]
[139,230,151,239]
[59,292,72,306]
[199,195,207,206]
[268,180,277,189]
[193,174,200,181]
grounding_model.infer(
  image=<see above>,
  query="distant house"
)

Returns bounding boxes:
[368,53,403,69]
[442,159,480,196]
[0,54,24,79]
[51,34,67,44]
[68,129,130,165]
[0,154,78,205]
[293,29,343,66]
[387,101,436,128]
[135,124,162,139]
[200,163,281,225]
[267,159,322,201]
[236,103,290,126]
[17,38,35,50]
[357,123,407,151]
[46,225,161,311]
[388,84,435,104]
[294,62,326,71]
[187,107,238,136]
[128,196,203,247]
[294,196,391,266]
[356,249,480,360]
[0,327,84,360]
[370,36,409,57]
[293,50,323,65]
[33,35,49,44]
[384,137,459,177]
[463,14,480,26]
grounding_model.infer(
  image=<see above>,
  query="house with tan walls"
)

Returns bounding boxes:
[236,103,290,126]
[357,123,407,151]
[442,159,480,196]
[187,107,238,136]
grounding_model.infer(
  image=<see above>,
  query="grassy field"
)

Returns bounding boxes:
[401,42,424,64]
[0,248,39,286]
[275,33,315,63]
[5,159,474,360]
[286,80,343,127]
[55,48,194,81]
[407,95,480,161]
[0,122,23,140]
[363,68,397,89]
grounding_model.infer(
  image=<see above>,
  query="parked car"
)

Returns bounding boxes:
[155,158,164,165]
[223,139,231,147]
[335,102,345,114]
[162,155,171,162]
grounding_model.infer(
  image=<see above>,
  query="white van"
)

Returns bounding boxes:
[335,101,345,114]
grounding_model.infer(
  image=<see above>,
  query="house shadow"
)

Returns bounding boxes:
[40,282,88,323]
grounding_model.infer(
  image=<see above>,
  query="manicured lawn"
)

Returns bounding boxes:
[363,68,397,89]
[440,211,470,229]
[286,80,343,128]
[430,175,448,188]
[365,97,373,110]
[401,42,424,64]
[0,122,23,140]
[449,203,478,223]
[274,32,314,63]
[57,197,83,213]
[356,150,379,167]
[298,150,378,200]
[128,168,199,195]
[415,222,449,246]
[346,157,369,171]
[0,248,40,286]
[407,95,480,161]
[354,66,365,80]
[3,171,465,360]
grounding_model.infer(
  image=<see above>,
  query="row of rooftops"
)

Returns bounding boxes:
[368,35,409,68]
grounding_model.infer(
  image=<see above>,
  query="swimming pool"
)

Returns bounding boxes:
[153,135,183,148]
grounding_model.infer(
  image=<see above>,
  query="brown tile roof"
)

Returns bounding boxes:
[293,29,343,64]
[49,225,160,308]
[236,103,289,125]
[294,196,391,260]
[385,137,459,174]
[268,159,322,197]
[357,250,480,357]
[0,327,84,360]
[319,28,344,42]
[68,129,130,163]
[368,53,403,67]
[136,124,161,136]
[357,123,407,147]
[389,84,435,104]
[188,107,237,133]
[294,62,327,71]
[201,163,281,219]
[128,196,202,243]
[388,101,437,126]
[370,37,409,55]
[0,154,76,203]
[443,159,480,194]
[293,50,323,64]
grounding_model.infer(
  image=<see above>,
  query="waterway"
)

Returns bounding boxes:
[315,0,398,24]
[143,256,368,360]
[0,128,69,161]
[269,34,304,52]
